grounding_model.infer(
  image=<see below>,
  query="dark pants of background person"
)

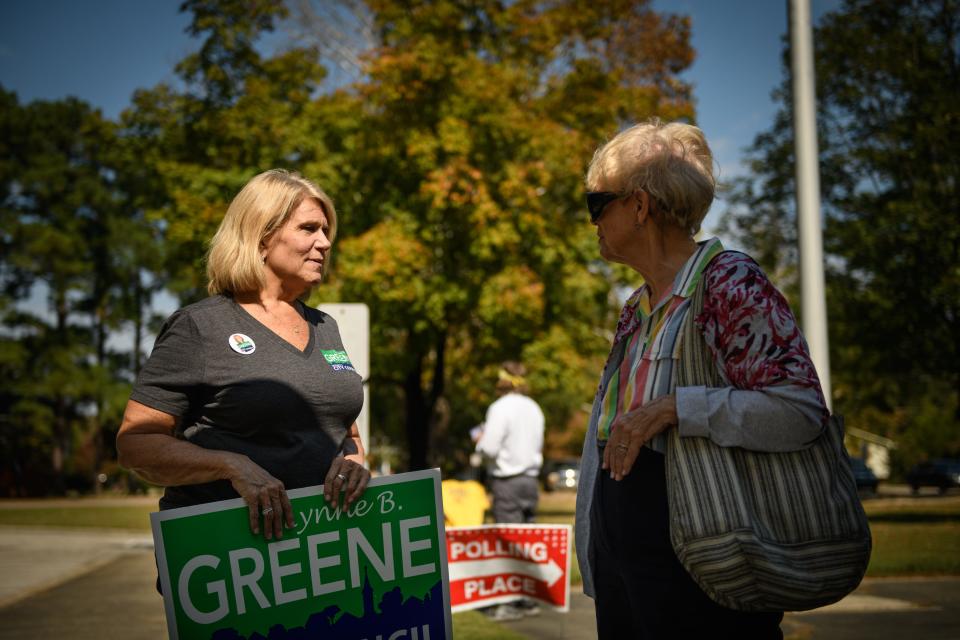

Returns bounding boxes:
[488,473,541,618]
[491,474,539,523]
[590,444,784,639]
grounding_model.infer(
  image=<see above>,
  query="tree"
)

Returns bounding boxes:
[122,0,341,300]
[720,0,959,467]
[122,0,697,473]
[313,0,696,470]
[0,89,157,494]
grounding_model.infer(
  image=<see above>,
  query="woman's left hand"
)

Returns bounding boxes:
[603,394,678,481]
[324,455,371,510]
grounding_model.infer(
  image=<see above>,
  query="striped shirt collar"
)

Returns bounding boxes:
[614,237,725,343]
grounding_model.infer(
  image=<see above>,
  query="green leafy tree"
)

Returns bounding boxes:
[0,89,158,493]
[720,0,959,467]
[313,0,696,470]
[122,0,342,299]
[121,0,696,473]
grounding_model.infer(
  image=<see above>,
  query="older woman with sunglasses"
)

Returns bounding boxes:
[574,120,828,638]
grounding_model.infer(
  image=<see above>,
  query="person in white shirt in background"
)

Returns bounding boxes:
[473,361,546,620]
[475,361,545,523]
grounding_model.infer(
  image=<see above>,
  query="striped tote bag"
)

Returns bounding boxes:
[666,267,872,612]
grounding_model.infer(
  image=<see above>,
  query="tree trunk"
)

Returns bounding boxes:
[404,332,448,471]
[404,354,428,470]
[426,332,448,468]
[51,293,69,495]
[427,332,446,409]
[92,305,107,495]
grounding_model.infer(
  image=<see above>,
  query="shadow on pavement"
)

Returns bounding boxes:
[0,551,166,640]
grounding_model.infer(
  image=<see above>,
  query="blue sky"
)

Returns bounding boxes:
[0,0,840,235]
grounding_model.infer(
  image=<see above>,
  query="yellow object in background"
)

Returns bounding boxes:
[441,478,489,527]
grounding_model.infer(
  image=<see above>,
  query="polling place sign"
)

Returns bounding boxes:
[445,524,571,613]
[151,469,451,640]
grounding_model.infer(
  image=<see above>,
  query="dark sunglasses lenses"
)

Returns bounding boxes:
[586,191,619,222]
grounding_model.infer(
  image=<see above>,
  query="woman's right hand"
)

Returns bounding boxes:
[117,400,294,540]
[225,453,295,540]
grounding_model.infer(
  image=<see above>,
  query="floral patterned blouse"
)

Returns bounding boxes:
[596,238,828,452]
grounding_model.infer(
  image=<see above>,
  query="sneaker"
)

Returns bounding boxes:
[518,600,541,616]
[485,604,525,622]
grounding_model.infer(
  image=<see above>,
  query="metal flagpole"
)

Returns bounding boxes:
[789,0,832,409]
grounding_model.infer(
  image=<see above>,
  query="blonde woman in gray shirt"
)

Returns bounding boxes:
[118,169,370,542]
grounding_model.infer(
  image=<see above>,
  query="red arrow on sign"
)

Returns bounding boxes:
[448,556,564,586]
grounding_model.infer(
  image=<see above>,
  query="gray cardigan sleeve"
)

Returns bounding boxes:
[677,384,824,451]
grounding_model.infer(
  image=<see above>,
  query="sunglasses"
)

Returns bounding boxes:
[586,191,621,223]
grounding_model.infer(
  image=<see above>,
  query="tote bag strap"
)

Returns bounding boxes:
[677,252,727,389]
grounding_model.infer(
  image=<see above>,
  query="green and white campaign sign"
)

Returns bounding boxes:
[151,469,452,640]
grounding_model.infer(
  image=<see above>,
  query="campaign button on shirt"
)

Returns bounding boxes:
[228,333,256,355]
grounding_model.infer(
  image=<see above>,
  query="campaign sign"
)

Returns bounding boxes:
[445,525,571,613]
[152,469,452,640]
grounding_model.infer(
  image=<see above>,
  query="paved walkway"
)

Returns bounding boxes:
[783,577,960,639]
[0,526,153,608]
[1,526,959,639]
[498,590,595,639]
[0,549,166,640]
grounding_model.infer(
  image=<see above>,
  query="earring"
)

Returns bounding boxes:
[261,255,266,264]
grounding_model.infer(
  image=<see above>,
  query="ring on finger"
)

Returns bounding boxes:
[336,473,347,482]
[616,443,629,452]
[261,506,274,515]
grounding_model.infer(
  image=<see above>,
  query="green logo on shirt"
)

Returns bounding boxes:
[321,349,355,371]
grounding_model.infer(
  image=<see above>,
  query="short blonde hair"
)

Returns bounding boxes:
[207,169,337,296]
[586,119,715,235]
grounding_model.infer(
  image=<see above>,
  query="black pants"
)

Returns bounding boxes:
[590,445,783,639]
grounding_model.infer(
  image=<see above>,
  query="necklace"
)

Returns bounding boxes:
[287,306,304,334]
[259,302,304,335]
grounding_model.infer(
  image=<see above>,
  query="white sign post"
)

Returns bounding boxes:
[319,303,371,454]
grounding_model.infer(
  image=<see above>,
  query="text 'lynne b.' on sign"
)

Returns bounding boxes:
[446,524,571,613]
[151,469,452,640]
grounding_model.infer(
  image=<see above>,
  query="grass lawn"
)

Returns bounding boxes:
[0,503,155,530]
[1,491,957,582]
[535,491,960,582]
[862,497,960,576]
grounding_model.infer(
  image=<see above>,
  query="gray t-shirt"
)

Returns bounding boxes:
[131,295,363,509]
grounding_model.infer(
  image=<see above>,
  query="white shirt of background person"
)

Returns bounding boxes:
[475,392,544,478]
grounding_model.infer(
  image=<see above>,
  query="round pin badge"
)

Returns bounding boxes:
[228,333,256,355]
